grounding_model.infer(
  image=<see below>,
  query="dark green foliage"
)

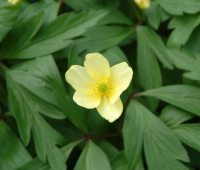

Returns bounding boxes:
[0,0,200,170]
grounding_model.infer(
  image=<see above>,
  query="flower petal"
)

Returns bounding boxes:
[84,53,110,79]
[97,97,123,122]
[109,62,133,103]
[73,90,101,109]
[134,0,150,9]
[65,65,94,90]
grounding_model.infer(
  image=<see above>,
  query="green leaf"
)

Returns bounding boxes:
[98,9,132,25]
[136,26,173,69]
[62,140,83,161]
[65,0,101,10]
[168,49,200,73]
[7,56,66,119]
[123,101,189,170]
[122,101,144,170]
[145,1,169,29]
[167,14,200,47]
[16,1,59,25]
[167,49,200,82]
[137,26,162,89]
[0,121,31,170]
[74,141,112,170]
[98,140,119,162]
[135,158,144,170]
[1,12,44,52]
[8,55,87,130]
[111,152,128,170]
[17,158,48,170]
[141,85,200,116]
[66,44,84,66]
[160,106,194,128]
[0,7,18,42]
[66,0,121,10]
[103,46,128,66]
[0,0,9,6]
[136,26,162,109]
[18,140,82,170]
[72,8,133,53]
[41,2,60,25]
[157,0,200,15]
[0,1,60,56]
[185,26,200,55]
[32,113,66,170]
[6,70,67,170]
[183,72,200,82]
[13,56,67,114]
[86,109,108,134]
[7,78,32,144]
[1,10,107,59]
[76,25,133,53]
[174,124,200,152]
[111,151,144,170]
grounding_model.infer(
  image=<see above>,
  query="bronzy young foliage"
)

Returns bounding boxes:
[0,0,200,170]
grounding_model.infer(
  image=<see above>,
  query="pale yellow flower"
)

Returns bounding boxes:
[8,0,20,5]
[134,0,150,9]
[65,53,133,122]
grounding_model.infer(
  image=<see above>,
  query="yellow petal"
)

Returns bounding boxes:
[84,53,110,79]
[97,97,123,122]
[65,65,94,91]
[134,0,150,9]
[8,0,20,5]
[109,62,133,103]
[73,90,101,109]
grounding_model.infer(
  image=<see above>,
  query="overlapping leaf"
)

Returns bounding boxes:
[18,140,82,170]
[160,106,194,128]
[0,6,19,41]
[136,26,173,69]
[136,26,162,109]
[167,14,200,47]
[185,26,200,55]
[123,100,189,170]
[72,8,133,53]
[174,124,200,152]
[7,74,66,170]
[157,0,200,15]
[7,55,87,130]
[0,3,107,59]
[145,1,169,29]
[6,55,88,170]
[74,141,112,170]
[0,121,31,170]
[141,85,200,116]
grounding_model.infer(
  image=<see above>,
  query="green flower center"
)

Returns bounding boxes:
[98,83,108,94]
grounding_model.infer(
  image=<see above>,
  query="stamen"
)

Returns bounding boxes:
[98,83,108,94]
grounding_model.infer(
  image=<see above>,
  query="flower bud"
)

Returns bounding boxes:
[8,0,20,5]
[134,0,150,9]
